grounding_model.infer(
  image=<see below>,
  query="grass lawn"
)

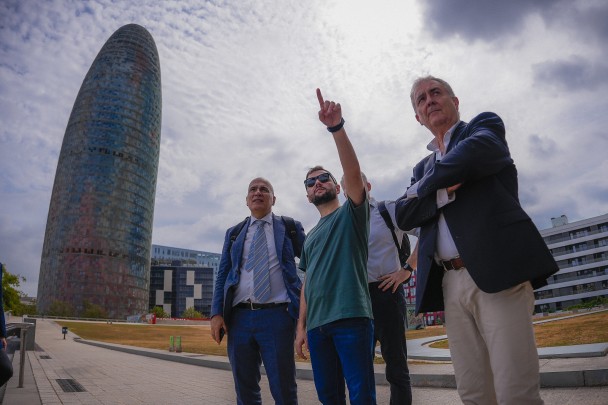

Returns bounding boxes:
[56,310,607,360]
[429,310,608,349]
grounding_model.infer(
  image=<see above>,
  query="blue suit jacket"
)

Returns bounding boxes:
[396,112,558,314]
[210,214,305,324]
[0,265,5,338]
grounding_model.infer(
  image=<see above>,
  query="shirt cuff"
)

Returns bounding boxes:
[406,182,419,199]
[436,188,455,208]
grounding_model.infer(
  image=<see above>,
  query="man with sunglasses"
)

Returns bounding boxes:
[295,89,375,404]
[211,177,305,405]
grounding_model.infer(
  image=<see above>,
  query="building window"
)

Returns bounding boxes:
[572,242,588,252]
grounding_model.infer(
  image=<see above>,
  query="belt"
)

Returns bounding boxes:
[235,301,288,310]
[441,257,466,271]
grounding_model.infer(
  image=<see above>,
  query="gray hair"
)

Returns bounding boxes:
[409,75,457,111]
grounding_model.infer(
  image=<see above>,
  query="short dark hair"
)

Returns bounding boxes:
[305,165,337,185]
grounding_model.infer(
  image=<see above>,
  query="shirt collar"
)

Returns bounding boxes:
[250,212,272,226]
[426,121,460,154]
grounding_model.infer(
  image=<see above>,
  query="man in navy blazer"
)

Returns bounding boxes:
[396,76,558,405]
[210,177,305,405]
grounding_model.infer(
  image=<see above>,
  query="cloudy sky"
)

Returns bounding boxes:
[1,0,607,297]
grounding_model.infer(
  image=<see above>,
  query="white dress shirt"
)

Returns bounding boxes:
[232,213,290,305]
[406,122,460,261]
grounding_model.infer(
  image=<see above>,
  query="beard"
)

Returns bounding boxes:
[311,187,337,206]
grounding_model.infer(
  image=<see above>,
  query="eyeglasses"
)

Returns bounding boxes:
[304,172,335,188]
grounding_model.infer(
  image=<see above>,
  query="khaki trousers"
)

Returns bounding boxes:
[442,269,544,405]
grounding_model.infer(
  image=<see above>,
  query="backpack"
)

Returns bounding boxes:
[377,201,411,266]
[229,216,301,257]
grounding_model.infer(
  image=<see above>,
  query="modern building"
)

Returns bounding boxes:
[151,244,220,275]
[149,264,214,318]
[534,213,608,313]
[149,245,221,317]
[37,24,162,319]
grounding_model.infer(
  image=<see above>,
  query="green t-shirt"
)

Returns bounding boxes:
[299,197,372,331]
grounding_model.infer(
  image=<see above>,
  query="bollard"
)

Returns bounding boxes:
[169,336,174,352]
[176,336,182,353]
[62,326,68,340]
[18,326,28,388]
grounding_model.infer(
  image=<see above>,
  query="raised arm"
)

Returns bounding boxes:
[316,88,365,206]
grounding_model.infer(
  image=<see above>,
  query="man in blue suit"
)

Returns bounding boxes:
[210,177,305,405]
[396,76,558,405]
[0,263,13,387]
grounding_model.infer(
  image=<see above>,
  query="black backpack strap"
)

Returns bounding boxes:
[229,217,249,251]
[281,216,302,258]
[377,201,409,266]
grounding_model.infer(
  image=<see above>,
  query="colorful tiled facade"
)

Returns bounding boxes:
[37,24,162,318]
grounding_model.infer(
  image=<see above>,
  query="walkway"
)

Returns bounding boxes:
[2,318,607,404]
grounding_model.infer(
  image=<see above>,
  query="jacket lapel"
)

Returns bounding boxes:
[233,219,250,270]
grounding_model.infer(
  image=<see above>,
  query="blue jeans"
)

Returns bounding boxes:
[369,283,412,405]
[227,305,297,405]
[307,317,376,405]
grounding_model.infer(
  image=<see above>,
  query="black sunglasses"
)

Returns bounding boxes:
[304,172,336,188]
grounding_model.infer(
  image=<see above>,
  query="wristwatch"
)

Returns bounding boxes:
[402,263,413,284]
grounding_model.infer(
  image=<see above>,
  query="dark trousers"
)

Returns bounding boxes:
[369,283,412,405]
[0,348,13,387]
[227,305,297,405]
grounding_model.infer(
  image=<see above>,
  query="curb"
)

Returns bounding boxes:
[74,338,607,388]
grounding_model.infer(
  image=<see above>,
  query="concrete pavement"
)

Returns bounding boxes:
[2,318,607,404]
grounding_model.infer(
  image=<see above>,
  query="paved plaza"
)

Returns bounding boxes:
[1,318,607,404]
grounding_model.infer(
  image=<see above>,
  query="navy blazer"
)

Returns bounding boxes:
[210,214,305,324]
[396,112,558,314]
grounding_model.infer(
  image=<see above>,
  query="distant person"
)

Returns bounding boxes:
[295,89,375,404]
[342,173,417,405]
[395,75,559,404]
[0,264,13,387]
[210,178,305,405]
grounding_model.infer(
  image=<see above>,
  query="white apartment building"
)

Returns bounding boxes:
[534,213,608,312]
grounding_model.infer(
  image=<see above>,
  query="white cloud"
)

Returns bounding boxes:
[1,0,606,296]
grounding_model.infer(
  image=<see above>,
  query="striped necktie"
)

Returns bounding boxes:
[246,220,270,302]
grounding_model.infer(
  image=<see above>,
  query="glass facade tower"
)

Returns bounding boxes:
[37,24,162,318]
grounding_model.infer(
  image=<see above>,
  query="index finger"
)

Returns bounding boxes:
[316,88,324,107]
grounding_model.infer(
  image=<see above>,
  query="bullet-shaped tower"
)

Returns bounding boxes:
[37,24,162,318]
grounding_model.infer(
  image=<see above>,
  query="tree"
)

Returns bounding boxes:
[180,307,202,319]
[151,306,169,318]
[1,262,25,312]
[47,300,75,317]
[14,303,37,316]
[81,300,108,319]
